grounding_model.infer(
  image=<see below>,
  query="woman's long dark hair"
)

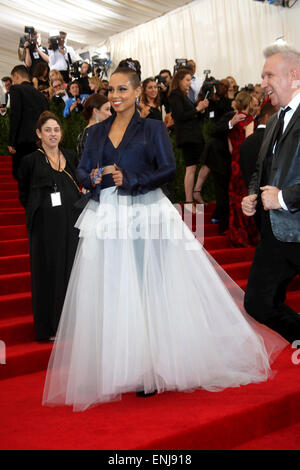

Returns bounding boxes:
[141,77,160,108]
[169,68,192,96]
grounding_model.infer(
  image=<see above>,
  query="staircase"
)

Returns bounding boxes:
[0,154,300,381]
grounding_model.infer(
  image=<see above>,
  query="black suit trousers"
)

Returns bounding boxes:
[244,213,300,343]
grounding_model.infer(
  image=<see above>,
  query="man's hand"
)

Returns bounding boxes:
[8,146,16,154]
[241,194,257,216]
[260,186,281,210]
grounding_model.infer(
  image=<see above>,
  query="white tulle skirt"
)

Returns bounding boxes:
[43,187,287,411]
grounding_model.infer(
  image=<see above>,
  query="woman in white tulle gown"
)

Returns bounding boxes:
[43,62,287,412]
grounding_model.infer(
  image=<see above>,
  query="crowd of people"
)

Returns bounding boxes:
[1,31,300,410]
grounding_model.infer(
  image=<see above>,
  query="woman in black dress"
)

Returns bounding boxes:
[18,111,81,341]
[139,77,162,120]
[169,69,209,203]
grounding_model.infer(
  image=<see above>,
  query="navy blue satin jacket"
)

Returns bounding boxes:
[76,111,176,200]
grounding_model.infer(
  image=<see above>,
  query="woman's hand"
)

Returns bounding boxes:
[196,98,209,112]
[112,164,123,186]
[90,168,103,187]
[70,100,78,112]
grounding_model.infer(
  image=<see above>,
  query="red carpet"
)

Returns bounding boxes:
[0,154,300,450]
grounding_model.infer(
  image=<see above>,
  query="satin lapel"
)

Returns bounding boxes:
[277,102,300,148]
[115,111,143,166]
[260,115,278,160]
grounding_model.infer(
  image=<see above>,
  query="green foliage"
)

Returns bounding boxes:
[0,105,216,203]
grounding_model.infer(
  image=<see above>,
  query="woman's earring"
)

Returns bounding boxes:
[136,97,140,106]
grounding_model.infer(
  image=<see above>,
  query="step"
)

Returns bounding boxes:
[0,225,27,241]
[233,420,300,450]
[0,182,18,191]
[208,247,256,265]
[0,341,53,380]
[0,199,21,210]
[203,235,231,250]
[0,292,32,319]
[0,254,30,274]
[236,276,300,293]
[0,239,29,256]
[0,191,18,200]
[0,271,31,295]
[222,260,252,280]
[0,212,25,225]
[0,314,35,346]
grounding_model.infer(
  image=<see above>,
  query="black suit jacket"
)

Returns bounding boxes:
[240,127,265,187]
[248,103,300,242]
[9,81,49,147]
[169,89,204,147]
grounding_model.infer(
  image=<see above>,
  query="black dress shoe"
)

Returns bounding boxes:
[136,390,157,397]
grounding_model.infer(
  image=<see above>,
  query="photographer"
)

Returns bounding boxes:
[157,69,172,113]
[77,62,92,95]
[19,29,49,78]
[48,31,76,83]
[63,81,89,118]
[187,60,203,104]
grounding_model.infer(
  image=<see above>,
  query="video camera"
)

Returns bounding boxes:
[19,26,37,48]
[201,70,219,99]
[69,60,82,79]
[242,83,254,93]
[155,75,168,90]
[173,59,193,75]
[48,35,62,52]
[92,53,111,79]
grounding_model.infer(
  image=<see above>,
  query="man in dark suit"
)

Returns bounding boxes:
[8,65,49,180]
[242,44,300,344]
[240,103,277,187]
[1,76,12,108]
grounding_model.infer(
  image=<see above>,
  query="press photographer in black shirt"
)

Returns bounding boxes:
[157,69,172,114]
[23,30,49,78]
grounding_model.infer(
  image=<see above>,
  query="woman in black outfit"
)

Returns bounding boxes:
[18,111,81,342]
[139,77,162,121]
[169,69,209,203]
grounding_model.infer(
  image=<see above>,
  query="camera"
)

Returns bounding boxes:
[173,59,193,75]
[69,60,82,79]
[48,35,61,51]
[92,53,111,79]
[155,74,168,90]
[242,83,254,93]
[19,26,36,48]
[201,70,219,99]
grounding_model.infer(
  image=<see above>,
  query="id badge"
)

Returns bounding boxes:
[33,52,39,59]
[209,111,215,119]
[51,192,62,207]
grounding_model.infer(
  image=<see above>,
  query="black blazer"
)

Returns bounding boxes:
[169,89,204,147]
[248,104,300,242]
[18,148,78,233]
[9,81,49,147]
[240,127,265,187]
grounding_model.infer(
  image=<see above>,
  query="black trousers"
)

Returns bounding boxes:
[244,213,300,343]
[13,142,37,180]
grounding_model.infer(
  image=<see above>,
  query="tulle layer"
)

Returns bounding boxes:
[43,187,287,411]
